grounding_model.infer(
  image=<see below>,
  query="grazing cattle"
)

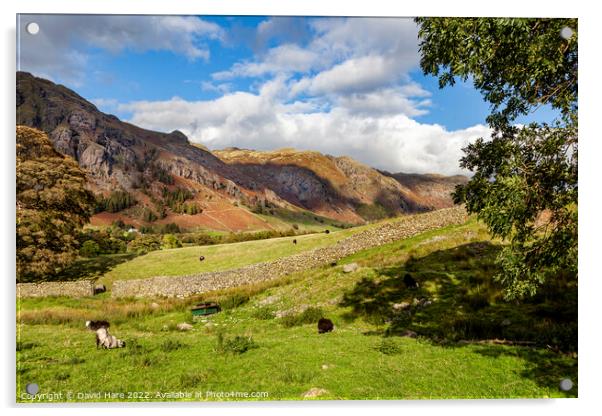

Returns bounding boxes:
[85,320,125,349]
[317,318,334,334]
[94,284,106,295]
[403,273,419,289]
[293,239,297,245]
[324,230,330,234]
[199,255,205,261]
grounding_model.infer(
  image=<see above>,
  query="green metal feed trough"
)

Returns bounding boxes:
[191,302,221,318]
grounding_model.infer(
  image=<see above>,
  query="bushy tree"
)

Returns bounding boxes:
[162,234,182,249]
[416,18,577,299]
[80,240,100,257]
[16,126,96,281]
[127,235,162,254]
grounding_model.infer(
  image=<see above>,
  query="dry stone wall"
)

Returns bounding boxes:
[17,280,94,298]
[112,207,468,299]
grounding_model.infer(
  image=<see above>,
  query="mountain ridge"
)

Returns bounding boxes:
[16,71,466,231]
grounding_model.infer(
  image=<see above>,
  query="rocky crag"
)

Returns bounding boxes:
[17,71,467,230]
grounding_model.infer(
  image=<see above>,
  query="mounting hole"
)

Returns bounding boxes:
[560,26,574,40]
[559,378,573,391]
[26,22,40,35]
[25,383,39,395]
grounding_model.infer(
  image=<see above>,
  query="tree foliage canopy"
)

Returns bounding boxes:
[415,18,578,299]
[16,125,96,281]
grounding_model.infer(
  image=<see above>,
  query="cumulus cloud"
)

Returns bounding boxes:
[335,86,431,117]
[291,55,407,96]
[309,17,419,67]
[118,79,489,176]
[214,44,320,80]
[214,16,424,119]
[18,14,223,85]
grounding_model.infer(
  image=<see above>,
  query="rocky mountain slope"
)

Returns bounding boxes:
[16,71,466,231]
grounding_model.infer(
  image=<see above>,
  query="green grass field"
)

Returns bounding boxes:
[16,219,577,402]
[94,223,368,288]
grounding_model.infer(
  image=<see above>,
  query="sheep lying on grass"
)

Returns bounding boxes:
[85,320,126,349]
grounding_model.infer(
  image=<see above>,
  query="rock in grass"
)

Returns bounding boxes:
[177,323,193,331]
[342,263,359,273]
[303,387,328,398]
[392,302,411,311]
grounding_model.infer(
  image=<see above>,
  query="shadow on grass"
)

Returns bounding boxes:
[53,253,139,281]
[472,345,578,397]
[339,241,578,395]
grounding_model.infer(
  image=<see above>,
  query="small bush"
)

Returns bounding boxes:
[376,338,402,355]
[162,234,182,249]
[280,307,324,328]
[80,240,101,257]
[215,333,257,355]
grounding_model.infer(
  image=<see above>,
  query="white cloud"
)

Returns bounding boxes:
[18,15,223,85]
[214,17,423,118]
[213,44,319,80]
[292,55,407,96]
[308,17,419,67]
[335,87,431,117]
[118,80,489,176]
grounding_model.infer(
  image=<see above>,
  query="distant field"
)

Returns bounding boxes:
[17,219,577,401]
[96,223,367,288]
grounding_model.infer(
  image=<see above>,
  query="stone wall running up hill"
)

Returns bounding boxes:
[112,207,468,298]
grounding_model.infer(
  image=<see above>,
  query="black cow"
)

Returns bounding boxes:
[293,239,297,245]
[199,256,205,261]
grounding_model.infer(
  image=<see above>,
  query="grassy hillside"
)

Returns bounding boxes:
[93,223,367,288]
[17,218,577,401]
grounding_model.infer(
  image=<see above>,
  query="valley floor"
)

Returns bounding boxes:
[16,217,577,402]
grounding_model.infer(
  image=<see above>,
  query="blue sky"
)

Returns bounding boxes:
[17,15,557,175]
